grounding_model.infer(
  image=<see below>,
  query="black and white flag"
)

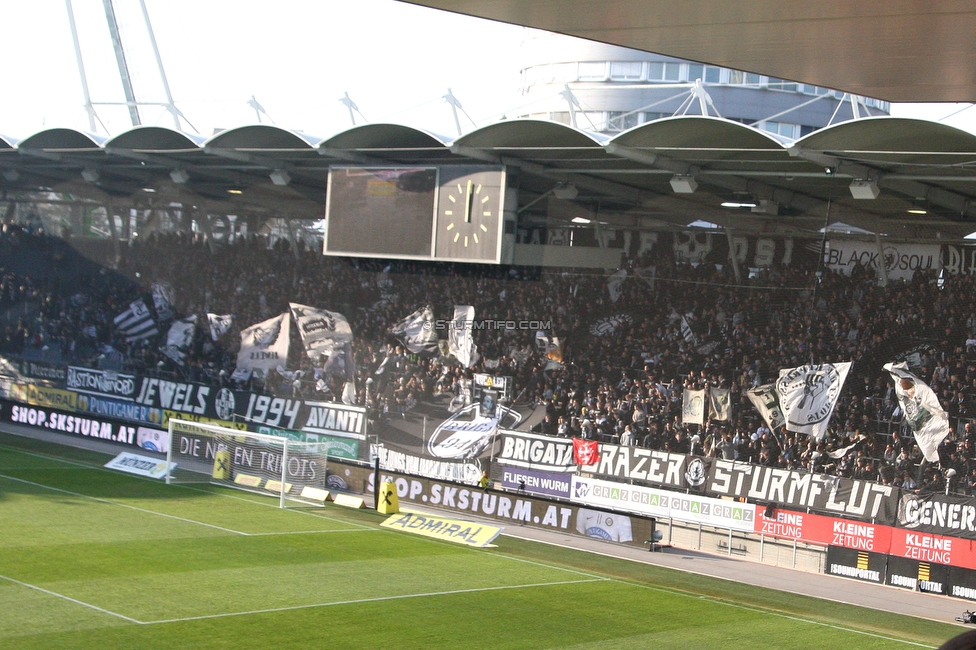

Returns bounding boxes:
[682,388,706,425]
[680,316,698,344]
[607,269,627,303]
[746,384,786,431]
[884,362,950,463]
[236,313,290,375]
[160,315,196,364]
[113,299,158,342]
[708,387,731,421]
[776,362,851,439]
[289,303,353,360]
[207,313,233,341]
[449,305,479,369]
[151,282,175,322]
[390,305,438,354]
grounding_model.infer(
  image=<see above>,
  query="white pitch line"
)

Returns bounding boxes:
[142,577,608,625]
[0,472,247,536]
[0,573,142,624]
[245,529,378,537]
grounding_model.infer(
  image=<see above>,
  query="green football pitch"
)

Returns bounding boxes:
[0,435,962,649]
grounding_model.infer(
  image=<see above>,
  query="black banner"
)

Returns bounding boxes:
[950,566,976,601]
[897,492,976,541]
[825,546,887,584]
[886,555,949,595]
[706,460,898,524]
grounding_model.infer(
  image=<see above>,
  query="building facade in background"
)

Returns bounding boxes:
[517,32,890,139]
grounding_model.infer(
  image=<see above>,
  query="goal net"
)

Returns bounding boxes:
[165,419,330,507]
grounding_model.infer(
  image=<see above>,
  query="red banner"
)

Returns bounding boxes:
[572,438,599,466]
[755,509,891,553]
[888,529,976,569]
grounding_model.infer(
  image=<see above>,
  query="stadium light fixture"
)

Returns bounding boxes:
[552,182,578,200]
[669,174,698,194]
[269,169,291,186]
[81,168,99,183]
[721,201,757,209]
[170,169,190,184]
[849,179,880,200]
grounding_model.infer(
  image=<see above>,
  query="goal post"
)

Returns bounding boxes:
[165,418,330,507]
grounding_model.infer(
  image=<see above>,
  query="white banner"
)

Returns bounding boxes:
[709,387,731,421]
[449,305,479,368]
[390,305,438,354]
[236,313,290,375]
[884,362,950,463]
[682,388,705,425]
[570,475,756,532]
[823,241,940,281]
[105,452,174,479]
[289,303,353,360]
[776,362,851,439]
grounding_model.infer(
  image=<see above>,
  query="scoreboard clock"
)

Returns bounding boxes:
[324,165,510,264]
[434,166,505,262]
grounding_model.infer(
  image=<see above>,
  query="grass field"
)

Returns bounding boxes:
[0,433,963,649]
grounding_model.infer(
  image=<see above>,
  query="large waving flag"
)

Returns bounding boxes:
[289,303,353,360]
[776,362,851,439]
[236,313,290,375]
[884,362,950,463]
[390,305,438,354]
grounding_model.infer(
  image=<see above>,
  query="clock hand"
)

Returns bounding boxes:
[464,179,474,223]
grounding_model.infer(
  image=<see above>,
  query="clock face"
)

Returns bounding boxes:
[434,166,505,262]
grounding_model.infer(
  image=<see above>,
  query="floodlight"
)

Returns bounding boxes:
[849,179,880,200]
[669,174,698,194]
[170,169,190,184]
[552,182,578,200]
[270,169,291,186]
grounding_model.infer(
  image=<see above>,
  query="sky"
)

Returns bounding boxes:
[0,0,974,141]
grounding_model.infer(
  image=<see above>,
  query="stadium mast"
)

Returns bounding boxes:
[64,0,195,134]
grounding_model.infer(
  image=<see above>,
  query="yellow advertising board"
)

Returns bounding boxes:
[11,384,77,412]
[380,511,502,547]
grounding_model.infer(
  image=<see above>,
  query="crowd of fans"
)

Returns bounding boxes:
[3,220,976,495]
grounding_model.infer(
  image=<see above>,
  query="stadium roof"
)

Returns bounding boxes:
[3,117,976,242]
[400,1,976,104]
